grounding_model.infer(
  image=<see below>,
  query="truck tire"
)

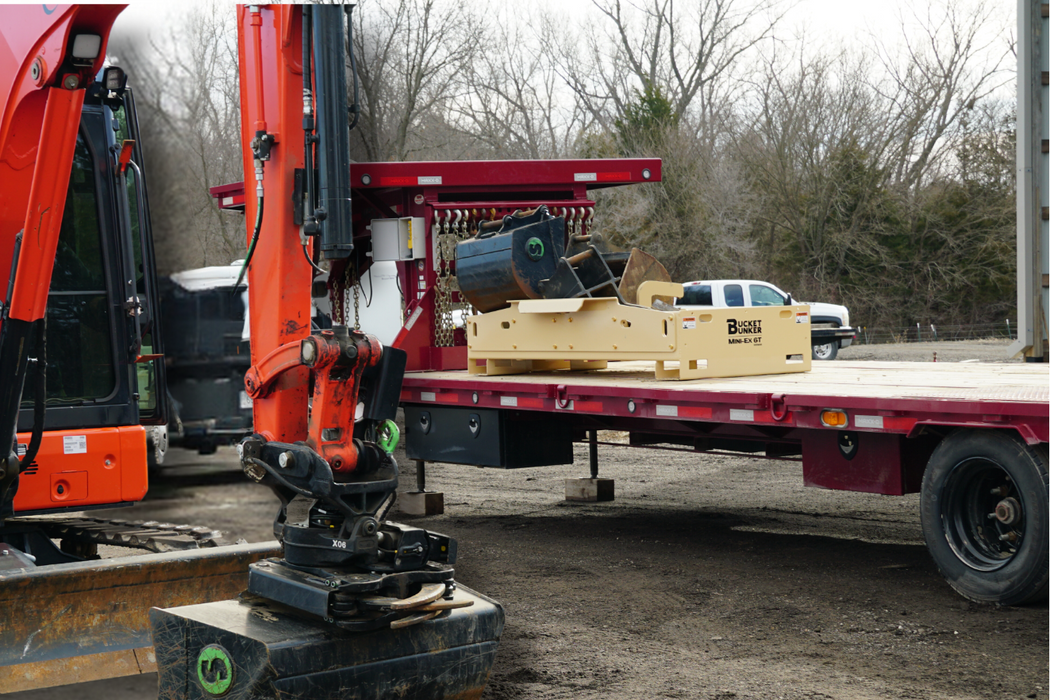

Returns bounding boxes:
[920,430,1048,605]
[811,341,838,361]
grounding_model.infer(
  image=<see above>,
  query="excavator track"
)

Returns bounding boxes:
[6,516,227,553]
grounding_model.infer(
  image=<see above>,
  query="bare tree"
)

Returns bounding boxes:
[737,47,894,299]
[553,0,785,135]
[875,0,1013,192]
[451,11,590,159]
[352,0,485,161]
[112,0,244,273]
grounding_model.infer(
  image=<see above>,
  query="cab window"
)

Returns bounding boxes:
[749,284,786,307]
[724,284,744,307]
[679,284,712,306]
[24,133,116,404]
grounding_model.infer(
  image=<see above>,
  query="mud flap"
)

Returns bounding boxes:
[151,585,504,700]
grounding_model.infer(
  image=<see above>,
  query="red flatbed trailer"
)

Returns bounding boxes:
[213,157,1048,607]
[401,361,1049,605]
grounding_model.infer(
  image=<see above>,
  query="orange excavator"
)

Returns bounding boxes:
[1,5,501,697]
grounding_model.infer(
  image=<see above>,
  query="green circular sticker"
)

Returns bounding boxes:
[525,237,545,261]
[197,644,234,696]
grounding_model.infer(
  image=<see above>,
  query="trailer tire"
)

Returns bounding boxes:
[811,341,838,361]
[920,430,1048,605]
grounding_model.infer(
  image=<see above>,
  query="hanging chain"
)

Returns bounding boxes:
[434,212,456,347]
[352,282,361,331]
[330,262,355,328]
[331,265,345,326]
[452,211,474,318]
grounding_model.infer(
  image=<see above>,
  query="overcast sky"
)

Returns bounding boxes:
[113,0,1015,55]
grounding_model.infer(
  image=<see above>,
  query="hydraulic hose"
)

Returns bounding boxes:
[21,316,45,470]
[234,193,263,289]
[302,243,326,274]
[235,5,271,292]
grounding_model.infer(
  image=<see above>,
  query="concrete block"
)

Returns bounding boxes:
[564,478,614,502]
[400,491,444,516]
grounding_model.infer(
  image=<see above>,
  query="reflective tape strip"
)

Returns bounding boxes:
[679,406,712,419]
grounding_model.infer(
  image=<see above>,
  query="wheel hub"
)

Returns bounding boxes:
[943,461,1024,571]
[994,497,1022,526]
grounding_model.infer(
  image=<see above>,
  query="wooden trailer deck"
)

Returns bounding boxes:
[409,360,1048,404]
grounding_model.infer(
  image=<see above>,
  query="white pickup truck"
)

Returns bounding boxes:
[676,279,856,360]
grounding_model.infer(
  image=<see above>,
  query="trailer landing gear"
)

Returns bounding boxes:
[566,430,615,502]
[402,460,445,516]
[920,429,1048,606]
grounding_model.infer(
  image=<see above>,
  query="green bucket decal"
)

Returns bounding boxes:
[197,644,234,696]
[525,237,545,261]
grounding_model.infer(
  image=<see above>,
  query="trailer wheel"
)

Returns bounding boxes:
[920,430,1048,605]
[812,341,838,361]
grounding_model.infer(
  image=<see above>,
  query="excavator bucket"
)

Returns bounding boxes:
[457,208,673,312]
[618,247,672,306]
[457,208,566,313]
[0,541,279,694]
[151,585,504,700]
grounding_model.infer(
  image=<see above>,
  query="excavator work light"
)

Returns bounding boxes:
[103,66,127,93]
[71,34,101,60]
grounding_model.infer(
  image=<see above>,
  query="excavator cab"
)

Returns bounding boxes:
[5,75,167,531]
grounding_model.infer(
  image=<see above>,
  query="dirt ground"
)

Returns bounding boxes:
[10,339,1047,700]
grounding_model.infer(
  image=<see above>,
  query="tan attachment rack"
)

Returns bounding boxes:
[465,282,813,380]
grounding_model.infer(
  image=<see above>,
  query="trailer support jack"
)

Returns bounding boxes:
[566,430,615,502]
[402,460,445,516]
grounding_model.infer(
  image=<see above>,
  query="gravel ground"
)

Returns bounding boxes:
[839,338,1021,363]
[9,339,1047,700]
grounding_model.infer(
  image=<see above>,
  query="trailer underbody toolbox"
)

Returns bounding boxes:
[405,405,574,468]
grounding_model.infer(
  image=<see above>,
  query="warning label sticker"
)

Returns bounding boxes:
[795,312,810,324]
[682,317,696,330]
[63,435,87,454]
